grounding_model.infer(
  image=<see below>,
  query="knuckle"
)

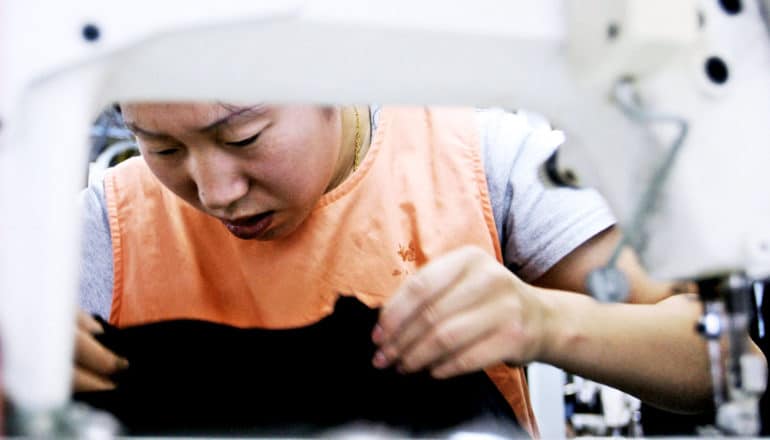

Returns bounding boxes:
[463,245,487,261]
[377,313,397,334]
[406,275,431,301]
[74,330,90,355]
[451,352,475,374]
[73,371,88,392]
[400,355,417,372]
[421,303,441,327]
[400,348,427,372]
[107,357,121,374]
[471,246,487,259]
[432,326,459,353]
[381,344,399,361]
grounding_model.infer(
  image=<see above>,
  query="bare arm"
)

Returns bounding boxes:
[535,226,763,412]
[534,226,687,303]
[374,227,762,413]
[534,287,710,412]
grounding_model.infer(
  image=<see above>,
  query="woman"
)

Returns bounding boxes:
[75,103,721,436]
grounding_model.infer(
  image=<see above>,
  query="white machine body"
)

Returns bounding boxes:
[0,0,767,423]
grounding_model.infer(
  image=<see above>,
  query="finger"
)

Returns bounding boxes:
[430,331,520,379]
[75,329,128,376]
[73,367,116,392]
[376,247,484,345]
[77,311,104,334]
[376,269,497,366]
[397,299,503,374]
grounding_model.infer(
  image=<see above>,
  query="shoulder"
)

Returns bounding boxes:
[475,108,564,242]
[475,108,565,171]
[107,156,154,181]
[472,108,616,280]
[102,156,167,203]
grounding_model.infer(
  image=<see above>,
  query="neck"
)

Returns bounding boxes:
[326,106,371,192]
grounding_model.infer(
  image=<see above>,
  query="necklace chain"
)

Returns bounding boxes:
[352,107,362,171]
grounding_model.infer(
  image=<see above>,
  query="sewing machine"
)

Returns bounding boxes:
[1,0,768,436]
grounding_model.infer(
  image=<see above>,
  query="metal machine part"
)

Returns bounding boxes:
[565,375,643,437]
[585,266,630,303]
[89,106,134,162]
[88,106,140,185]
[696,274,767,436]
[575,78,688,303]
[87,106,139,187]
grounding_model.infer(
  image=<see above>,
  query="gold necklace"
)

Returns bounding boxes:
[352,106,362,172]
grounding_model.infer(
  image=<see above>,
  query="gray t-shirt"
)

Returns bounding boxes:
[79,107,615,319]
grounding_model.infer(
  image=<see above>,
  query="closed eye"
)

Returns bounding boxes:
[155,148,179,156]
[225,133,261,148]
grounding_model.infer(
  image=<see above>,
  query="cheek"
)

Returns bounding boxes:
[259,148,330,206]
[257,125,338,206]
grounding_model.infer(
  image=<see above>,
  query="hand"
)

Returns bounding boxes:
[74,311,128,392]
[371,246,553,379]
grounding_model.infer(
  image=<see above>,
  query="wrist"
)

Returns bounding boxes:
[532,286,583,366]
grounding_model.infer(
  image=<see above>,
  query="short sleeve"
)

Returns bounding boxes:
[78,179,115,319]
[478,108,616,282]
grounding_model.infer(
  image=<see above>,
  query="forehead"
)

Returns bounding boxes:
[121,102,263,132]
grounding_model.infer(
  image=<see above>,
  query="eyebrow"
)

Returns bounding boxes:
[124,122,171,140]
[125,104,267,139]
[200,104,267,133]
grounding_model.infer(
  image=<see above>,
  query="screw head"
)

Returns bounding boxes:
[82,24,101,42]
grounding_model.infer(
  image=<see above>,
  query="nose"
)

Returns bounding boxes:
[189,151,249,214]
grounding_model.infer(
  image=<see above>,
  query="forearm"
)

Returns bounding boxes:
[536,289,713,413]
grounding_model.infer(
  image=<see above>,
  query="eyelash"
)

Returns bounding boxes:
[148,131,261,156]
[225,132,261,148]
[155,148,179,156]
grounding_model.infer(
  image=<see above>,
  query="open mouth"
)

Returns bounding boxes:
[221,211,275,239]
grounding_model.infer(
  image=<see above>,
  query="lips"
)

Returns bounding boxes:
[220,211,274,239]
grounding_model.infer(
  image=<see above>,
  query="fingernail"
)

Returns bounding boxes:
[371,324,384,345]
[431,368,448,379]
[117,357,129,370]
[89,320,105,335]
[372,350,389,369]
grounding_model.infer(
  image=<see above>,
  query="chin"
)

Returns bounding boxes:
[250,223,293,241]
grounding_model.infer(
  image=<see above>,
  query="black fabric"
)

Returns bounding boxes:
[639,403,715,436]
[73,296,523,437]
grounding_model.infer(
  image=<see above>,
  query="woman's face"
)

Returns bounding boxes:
[121,103,342,240]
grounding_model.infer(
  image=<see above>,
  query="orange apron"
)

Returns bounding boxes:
[105,107,540,437]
